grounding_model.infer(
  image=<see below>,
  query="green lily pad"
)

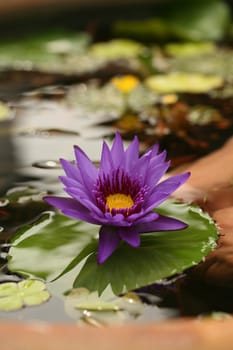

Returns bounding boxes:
[164,42,216,57]
[145,73,223,94]
[8,200,217,296]
[114,0,230,42]
[8,212,98,280]
[0,280,50,311]
[169,50,233,79]
[3,186,47,204]
[90,39,144,60]
[0,31,91,73]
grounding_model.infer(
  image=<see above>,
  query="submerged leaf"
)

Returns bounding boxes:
[64,288,143,325]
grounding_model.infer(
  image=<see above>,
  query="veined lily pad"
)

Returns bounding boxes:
[145,73,223,94]
[0,280,50,311]
[8,200,218,295]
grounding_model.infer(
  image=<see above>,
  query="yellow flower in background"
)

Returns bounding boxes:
[110,75,140,93]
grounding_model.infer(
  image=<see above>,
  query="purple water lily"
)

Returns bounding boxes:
[44,133,190,264]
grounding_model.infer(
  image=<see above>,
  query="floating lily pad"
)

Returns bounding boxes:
[114,0,230,42]
[169,51,233,79]
[4,186,47,204]
[8,200,217,295]
[90,39,144,60]
[67,83,125,118]
[8,212,98,280]
[164,42,216,57]
[0,31,91,74]
[0,280,50,311]
[145,73,223,94]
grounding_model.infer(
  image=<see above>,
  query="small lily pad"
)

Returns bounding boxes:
[0,280,50,311]
[90,39,144,60]
[164,42,216,57]
[145,73,223,94]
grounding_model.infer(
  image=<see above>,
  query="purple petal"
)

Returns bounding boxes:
[44,196,100,224]
[119,227,140,247]
[131,212,159,225]
[130,150,151,182]
[125,135,139,171]
[60,159,82,183]
[103,213,132,227]
[137,214,188,233]
[145,162,170,190]
[74,145,98,192]
[98,226,121,264]
[99,141,114,174]
[65,187,104,217]
[110,132,125,168]
[151,143,160,156]
[59,176,80,188]
[144,172,190,212]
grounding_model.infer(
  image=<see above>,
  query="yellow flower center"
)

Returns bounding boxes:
[106,193,134,211]
[111,75,139,93]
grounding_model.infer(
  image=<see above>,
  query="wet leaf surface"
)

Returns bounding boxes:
[8,200,217,295]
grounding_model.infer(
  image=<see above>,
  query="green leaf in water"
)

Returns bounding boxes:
[64,288,143,325]
[74,201,217,295]
[9,212,98,280]
[8,200,218,296]
[164,0,231,42]
[4,186,47,204]
[145,73,223,94]
[114,0,231,42]
[164,42,216,57]
[90,39,144,60]
[0,31,91,73]
[0,280,50,311]
[169,50,233,80]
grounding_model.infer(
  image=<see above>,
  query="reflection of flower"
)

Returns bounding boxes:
[110,75,139,93]
[45,133,190,264]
